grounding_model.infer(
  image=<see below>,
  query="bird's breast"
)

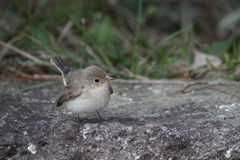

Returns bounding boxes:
[65,82,111,113]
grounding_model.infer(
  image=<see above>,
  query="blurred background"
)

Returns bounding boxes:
[1,0,240,81]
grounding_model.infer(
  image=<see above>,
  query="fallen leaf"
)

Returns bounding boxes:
[192,49,222,68]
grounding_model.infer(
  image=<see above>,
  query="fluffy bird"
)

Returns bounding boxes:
[50,56,114,120]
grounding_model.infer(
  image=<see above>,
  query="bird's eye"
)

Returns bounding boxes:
[94,79,99,83]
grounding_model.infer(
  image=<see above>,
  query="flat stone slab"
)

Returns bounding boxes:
[1,80,240,159]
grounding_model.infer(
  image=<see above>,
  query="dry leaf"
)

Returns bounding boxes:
[192,49,222,68]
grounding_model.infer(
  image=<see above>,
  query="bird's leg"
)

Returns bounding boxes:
[97,112,102,121]
[78,114,81,123]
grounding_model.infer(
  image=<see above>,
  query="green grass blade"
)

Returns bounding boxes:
[19,61,53,66]
[219,9,240,31]
[66,11,115,72]
[159,25,192,46]
[131,0,143,74]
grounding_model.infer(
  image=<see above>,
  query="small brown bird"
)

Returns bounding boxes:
[50,56,114,120]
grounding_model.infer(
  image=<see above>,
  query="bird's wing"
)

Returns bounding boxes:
[56,84,84,107]
[109,84,113,94]
[56,70,84,107]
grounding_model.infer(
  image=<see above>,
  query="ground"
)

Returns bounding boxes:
[1,80,240,159]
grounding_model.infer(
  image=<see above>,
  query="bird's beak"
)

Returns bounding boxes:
[106,76,115,81]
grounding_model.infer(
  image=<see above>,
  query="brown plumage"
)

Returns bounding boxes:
[50,56,114,117]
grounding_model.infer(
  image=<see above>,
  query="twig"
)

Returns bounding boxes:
[0,41,42,62]
[206,84,240,98]
[168,82,208,95]
[7,67,61,81]
[33,74,61,80]
[165,58,240,79]
[57,20,74,42]
[65,33,105,67]
[224,114,240,120]
[231,82,240,98]
[167,79,240,98]
[123,67,148,80]
[0,36,20,62]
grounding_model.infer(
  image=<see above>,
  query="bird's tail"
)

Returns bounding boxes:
[50,56,73,86]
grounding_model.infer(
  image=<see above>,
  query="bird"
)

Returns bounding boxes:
[50,56,114,120]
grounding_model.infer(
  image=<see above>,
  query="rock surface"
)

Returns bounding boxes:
[1,80,240,159]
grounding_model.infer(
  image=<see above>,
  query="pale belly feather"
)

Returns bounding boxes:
[64,83,111,114]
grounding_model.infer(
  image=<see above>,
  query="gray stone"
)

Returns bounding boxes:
[1,80,240,159]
